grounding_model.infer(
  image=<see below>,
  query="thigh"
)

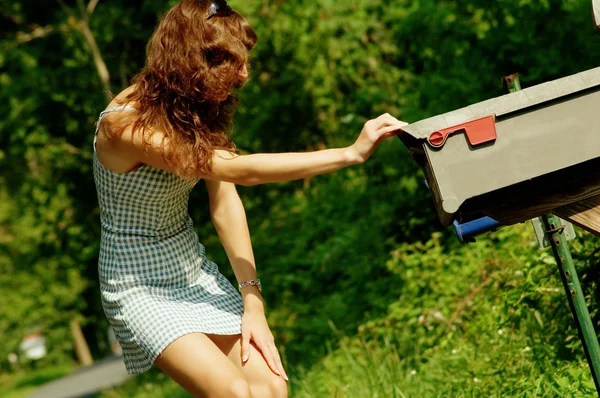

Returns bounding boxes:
[207,334,288,398]
[154,332,250,398]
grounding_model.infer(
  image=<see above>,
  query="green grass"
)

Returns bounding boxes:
[95,225,600,398]
[0,365,74,398]
[12,225,598,398]
[292,334,597,398]
[100,367,191,398]
[96,333,596,398]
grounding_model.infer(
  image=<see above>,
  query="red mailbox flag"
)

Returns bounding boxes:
[427,115,497,149]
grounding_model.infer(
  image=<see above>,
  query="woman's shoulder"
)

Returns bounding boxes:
[98,86,138,117]
[106,85,138,108]
[98,108,177,175]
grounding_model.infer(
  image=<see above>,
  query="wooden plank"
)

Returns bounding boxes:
[554,196,600,236]
[594,0,600,31]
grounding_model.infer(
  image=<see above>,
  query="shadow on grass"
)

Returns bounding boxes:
[13,367,72,390]
[0,365,74,398]
[24,356,131,398]
[99,367,191,398]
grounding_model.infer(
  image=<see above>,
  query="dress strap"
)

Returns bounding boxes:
[94,104,137,151]
[95,105,137,133]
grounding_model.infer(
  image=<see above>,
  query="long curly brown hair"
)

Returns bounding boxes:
[108,0,257,178]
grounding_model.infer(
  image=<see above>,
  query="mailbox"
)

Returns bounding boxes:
[396,6,600,392]
[398,67,600,227]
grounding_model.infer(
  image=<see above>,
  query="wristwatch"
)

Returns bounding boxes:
[238,279,261,293]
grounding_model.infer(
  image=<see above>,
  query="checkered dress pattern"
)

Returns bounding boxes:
[93,106,243,374]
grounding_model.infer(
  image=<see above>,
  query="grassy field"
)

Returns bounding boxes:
[8,339,597,398]
[97,336,597,398]
[0,365,74,398]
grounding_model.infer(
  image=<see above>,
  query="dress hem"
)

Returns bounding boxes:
[124,327,243,375]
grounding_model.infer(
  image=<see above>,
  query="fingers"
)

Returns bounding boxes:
[381,121,409,132]
[269,343,288,381]
[262,340,282,377]
[241,329,251,364]
[377,122,409,140]
[256,339,287,380]
[368,115,394,130]
[379,113,402,125]
[368,113,408,131]
[378,113,404,126]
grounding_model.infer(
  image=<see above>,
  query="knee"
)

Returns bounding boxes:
[269,377,288,398]
[228,379,252,398]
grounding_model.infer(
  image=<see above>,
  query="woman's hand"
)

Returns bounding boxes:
[241,310,289,381]
[348,113,409,164]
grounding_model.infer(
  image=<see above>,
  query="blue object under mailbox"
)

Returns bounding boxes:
[453,217,502,244]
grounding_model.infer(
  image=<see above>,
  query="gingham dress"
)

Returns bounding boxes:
[93,105,243,374]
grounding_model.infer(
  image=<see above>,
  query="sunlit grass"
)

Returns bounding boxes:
[292,333,596,398]
[0,365,74,398]
[100,367,190,398]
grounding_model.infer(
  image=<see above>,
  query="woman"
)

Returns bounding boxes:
[93,0,408,397]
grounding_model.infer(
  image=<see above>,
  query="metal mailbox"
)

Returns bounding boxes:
[398,67,600,227]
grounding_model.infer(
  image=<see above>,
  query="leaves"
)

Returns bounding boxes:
[1,3,599,396]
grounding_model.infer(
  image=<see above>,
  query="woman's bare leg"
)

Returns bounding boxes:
[154,332,251,398]
[207,334,288,398]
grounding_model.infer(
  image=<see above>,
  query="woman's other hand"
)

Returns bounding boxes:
[348,113,409,164]
[241,311,288,381]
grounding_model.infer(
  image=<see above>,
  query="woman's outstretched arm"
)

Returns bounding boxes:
[109,113,407,185]
[206,147,357,186]
[204,113,407,186]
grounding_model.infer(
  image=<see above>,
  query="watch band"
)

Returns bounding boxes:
[238,279,261,292]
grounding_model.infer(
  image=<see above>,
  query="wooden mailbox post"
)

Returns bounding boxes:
[594,0,600,30]
[397,8,600,393]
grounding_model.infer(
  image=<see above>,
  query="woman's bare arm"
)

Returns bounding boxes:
[205,147,357,186]
[107,113,408,185]
[205,178,288,379]
[206,179,259,300]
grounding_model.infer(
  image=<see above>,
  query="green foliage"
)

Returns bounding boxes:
[296,226,599,397]
[1,0,599,396]
[100,368,190,398]
[226,144,436,366]
[0,364,74,398]
[295,334,597,397]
